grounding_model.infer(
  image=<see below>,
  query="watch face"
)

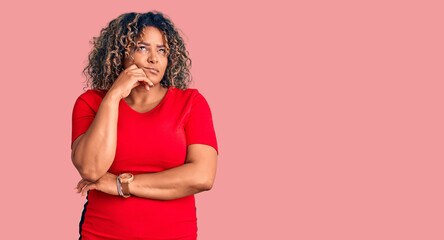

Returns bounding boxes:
[120,173,132,180]
[119,173,134,183]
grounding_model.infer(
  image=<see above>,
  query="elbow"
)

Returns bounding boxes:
[72,155,103,182]
[79,170,101,182]
[75,163,101,182]
[203,182,213,191]
[196,177,214,191]
[78,163,108,182]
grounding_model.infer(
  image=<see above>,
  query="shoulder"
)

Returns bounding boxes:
[173,87,199,98]
[74,89,108,112]
[78,89,107,100]
[172,88,214,117]
[172,87,207,104]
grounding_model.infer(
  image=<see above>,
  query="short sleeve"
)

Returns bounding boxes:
[184,92,219,155]
[71,95,96,149]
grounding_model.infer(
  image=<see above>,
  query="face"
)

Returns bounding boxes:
[123,26,169,85]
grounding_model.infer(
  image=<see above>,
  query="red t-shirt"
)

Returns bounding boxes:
[71,86,218,239]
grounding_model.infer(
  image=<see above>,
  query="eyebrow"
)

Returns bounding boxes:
[137,42,166,48]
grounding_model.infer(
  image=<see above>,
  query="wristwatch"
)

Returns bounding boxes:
[118,173,134,198]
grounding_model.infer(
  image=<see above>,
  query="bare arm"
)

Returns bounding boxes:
[129,144,218,200]
[71,92,121,182]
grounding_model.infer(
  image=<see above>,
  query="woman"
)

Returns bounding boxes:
[71,11,218,239]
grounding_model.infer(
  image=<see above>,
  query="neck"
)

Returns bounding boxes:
[124,84,169,105]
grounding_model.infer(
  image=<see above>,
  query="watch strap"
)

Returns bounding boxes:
[116,177,124,197]
[121,182,131,198]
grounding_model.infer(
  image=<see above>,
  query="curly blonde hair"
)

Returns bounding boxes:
[82,11,192,91]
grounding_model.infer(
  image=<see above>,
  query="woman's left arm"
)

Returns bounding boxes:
[131,144,217,200]
[76,144,218,201]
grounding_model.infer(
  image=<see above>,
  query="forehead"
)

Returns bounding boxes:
[136,26,166,44]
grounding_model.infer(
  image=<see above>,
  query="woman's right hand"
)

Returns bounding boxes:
[108,64,155,100]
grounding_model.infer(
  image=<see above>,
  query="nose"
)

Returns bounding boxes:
[147,51,158,63]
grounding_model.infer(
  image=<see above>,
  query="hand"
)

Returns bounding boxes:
[75,172,120,196]
[108,64,155,100]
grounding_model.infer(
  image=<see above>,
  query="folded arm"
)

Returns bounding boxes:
[129,144,218,200]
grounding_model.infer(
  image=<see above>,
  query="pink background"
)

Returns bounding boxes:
[1,0,443,239]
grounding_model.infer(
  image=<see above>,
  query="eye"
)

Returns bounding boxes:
[137,46,146,51]
[159,49,166,53]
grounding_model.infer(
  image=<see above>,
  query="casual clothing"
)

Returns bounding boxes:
[71,86,218,239]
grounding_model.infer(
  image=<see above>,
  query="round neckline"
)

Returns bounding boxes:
[122,86,172,115]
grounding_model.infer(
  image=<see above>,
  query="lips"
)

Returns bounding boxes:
[144,66,159,73]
